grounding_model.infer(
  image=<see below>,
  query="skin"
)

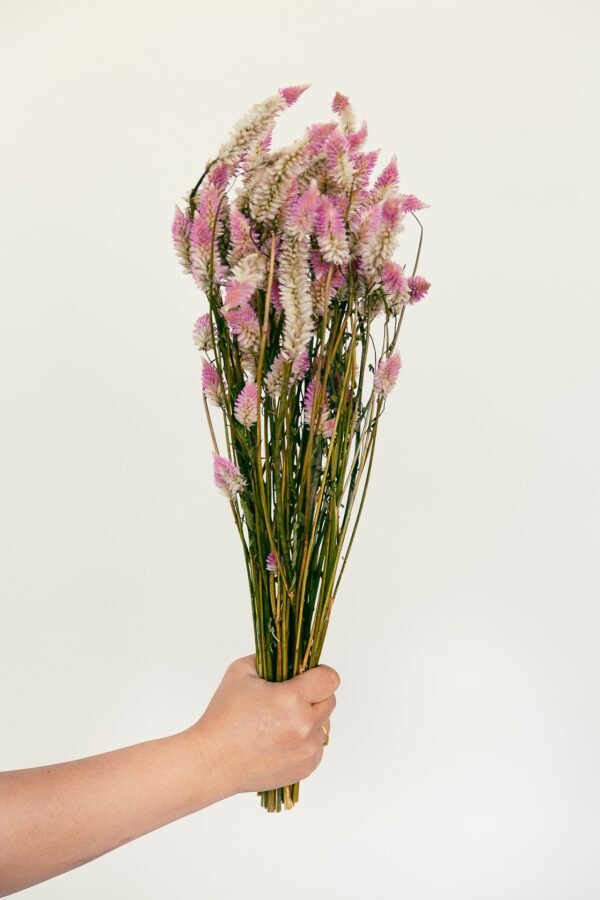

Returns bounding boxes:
[0,654,339,897]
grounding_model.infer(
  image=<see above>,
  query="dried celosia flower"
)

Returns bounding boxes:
[234,381,259,427]
[215,84,310,169]
[304,378,335,437]
[278,233,314,359]
[202,359,224,407]
[223,304,261,352]
[374,353,402,397]
[192,313,214,351]
[213,454,246,500]
[285,178,320,238]
[360,196,404,277]
[315,195,350,265]
[171,205,192,274]
[266,551,278,573]
[407,275,431,304]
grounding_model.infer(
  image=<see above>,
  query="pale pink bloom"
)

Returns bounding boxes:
[360,196,404,276]
[381,261,411,312]
[310,249,330,280]
[321,416,336,439]
[331,91,356,134]
[278,232,314,358]
[372,155,400,201]
[192,313,213,351]
[264,350,306,397]
[266,551,278,573]
[215,90,291,168]
[350,149,379,188]
[264,353,287,398]
[331,91,350,114]
[230,253,266,291]
[260,130,273,152]
[228,207,259,266]
[325,130,354,191]
[304,378,334,437]
[306,121,339,154]
[234,381,259,427]
[171,205,191,273]
[208,161,232,190]
[291,348,310,381]
[223,304,261,352]
[399,194,430,213]
[202,359,224,407]
[240,350,257,377]
[350,202,382,245]
[285,178,320,238]
[189,187,228,289]
[247,134,311,223]
[315,195,350,265]
[279,84,311,107]
[407,275,431,303]
[374,354,402,397]
[347,120,368,151]
[213,454,246,500]
[222,278,256,312]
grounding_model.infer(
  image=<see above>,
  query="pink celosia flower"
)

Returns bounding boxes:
[381,261,411,312]
[347,120,368,152]
[285,178,320,238]
[171,205,191,273]
[304,378,334,438]
[350,149,379,188]
[202,359,224,407]
[266,551,278,573]
[228,207,259,266]
[215,88,301,168]
[291,348,310,381]
[213,454,246,500]
[279,84,311,107]
[374,354,402,397]
[315,195,350,265]
[248,133,312,223]
[192,313,213,351]
[325,130,354,192]
[372,155,399,200]
[306,121,339,155]
[360,196,404,276]
[223,304,261,352]
[209,161,232,191]
[278,233,314,358]
[234,381,259,427]
[331,91,356,134]
[230,253,266,291]
[264,353,287,398]
[399,194,430,213]
[222,278,256,312]
[407,275,431,303]
[189,186,229,289]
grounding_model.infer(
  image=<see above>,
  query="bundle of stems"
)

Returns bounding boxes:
[172,85,430,812]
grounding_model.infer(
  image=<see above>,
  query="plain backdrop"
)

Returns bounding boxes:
[1,1,599,897]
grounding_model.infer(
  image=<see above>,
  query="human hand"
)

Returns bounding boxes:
[186,654,340,796]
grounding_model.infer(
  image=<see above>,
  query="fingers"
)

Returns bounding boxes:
[310,694,336,727]
[292,664,340,703]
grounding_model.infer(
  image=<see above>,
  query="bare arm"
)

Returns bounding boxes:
[0,654,339,897]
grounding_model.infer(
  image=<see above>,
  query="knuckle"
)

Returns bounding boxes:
[324,666,341,692]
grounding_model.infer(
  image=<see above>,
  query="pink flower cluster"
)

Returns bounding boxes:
[172,85,431,499]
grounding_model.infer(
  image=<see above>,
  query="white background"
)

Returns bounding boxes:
[1,1,599,897]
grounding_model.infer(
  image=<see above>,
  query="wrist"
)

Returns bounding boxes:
[174,720,239,808]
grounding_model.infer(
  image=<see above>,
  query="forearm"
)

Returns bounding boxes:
[0,725,228,897]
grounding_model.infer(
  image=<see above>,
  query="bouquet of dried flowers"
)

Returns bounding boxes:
[172,84,430,812]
